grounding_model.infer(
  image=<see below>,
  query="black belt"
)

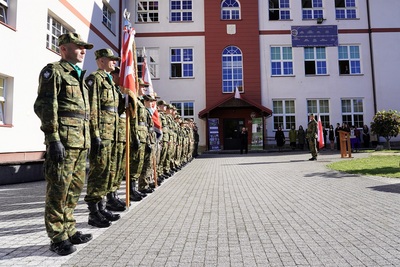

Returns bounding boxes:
[101,106,118,112]
[58,111,89,120]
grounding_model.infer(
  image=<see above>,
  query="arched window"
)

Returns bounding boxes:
[221,0,241,20]
[222,46,243,93]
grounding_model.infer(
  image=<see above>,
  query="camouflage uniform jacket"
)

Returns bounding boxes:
[86,70,119,141]
[306,119,318,140]
[34,60,90,148]
[159,112,169,142]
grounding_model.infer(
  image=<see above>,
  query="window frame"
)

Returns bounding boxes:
[273,99,296,130]
[304,47,327,75]
[137,47,160,79]
[269,0,291,21]
[307,99,330,128]
[171,101,195,120]
[335,0,357,19]
[137,1,159,23]
[341,98,364,128]
[102,2,115,32]
[222,46,243,93]
[0,0,8,24]
[221,0,241,20]
[302,0,323,20]
[270,46,293,76]
[46,15,69,54]
[338,45,361,75]
[170,0,193,22]
[0,76,5,125]
[170,47,194,78]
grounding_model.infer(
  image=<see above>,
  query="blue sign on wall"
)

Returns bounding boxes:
[291,25,338,47]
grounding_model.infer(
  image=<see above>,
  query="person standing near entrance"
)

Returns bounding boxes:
[307,114,318,161]
[239,127,248,154]
[34,33,93,255]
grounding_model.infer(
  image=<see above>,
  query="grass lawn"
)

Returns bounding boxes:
[327,152,400,178]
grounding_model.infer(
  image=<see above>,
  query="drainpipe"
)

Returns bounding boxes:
[366,0,378,114]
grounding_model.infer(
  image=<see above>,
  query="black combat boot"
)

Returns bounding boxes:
[130,180,143,201]
[106,192,126,212]
[87,202,111,228]
[98,198,120,221]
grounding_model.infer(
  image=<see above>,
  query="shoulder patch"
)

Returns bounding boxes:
[41,67,53,81]
[86,79,94,87]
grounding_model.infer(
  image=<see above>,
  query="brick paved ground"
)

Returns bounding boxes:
[0,151,399,266]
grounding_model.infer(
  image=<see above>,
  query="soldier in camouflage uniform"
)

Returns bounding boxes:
[307,113,318,161]
[139,94,157,191]
[109,67,128,210]
[129,79,152,201]
[84,49,121,228]
[34,33,93,256]
[157,100,170,180]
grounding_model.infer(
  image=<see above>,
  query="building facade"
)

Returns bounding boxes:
[1,0,400,173]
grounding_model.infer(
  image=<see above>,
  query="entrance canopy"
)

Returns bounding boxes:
[198,94,273,119]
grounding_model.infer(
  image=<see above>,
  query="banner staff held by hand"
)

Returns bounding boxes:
[120,9,139,207]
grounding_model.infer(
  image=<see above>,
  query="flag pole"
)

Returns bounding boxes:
[123,10,131,208]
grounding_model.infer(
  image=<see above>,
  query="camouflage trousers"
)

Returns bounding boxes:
[85,139,117,203]
[139,143,156,189]
[130,142,148,189]
[158,141,169,175]
[308,138,318,158]
[44,148,88,243]
[110,141,126,192]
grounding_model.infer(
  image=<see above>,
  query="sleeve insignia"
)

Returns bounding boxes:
[42,68,53,80]
[86,79,94,87]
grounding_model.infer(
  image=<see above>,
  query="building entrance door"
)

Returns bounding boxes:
[223,118,244,150]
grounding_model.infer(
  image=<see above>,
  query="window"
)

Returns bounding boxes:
[271,46,293,76]
[137,48,160,79]
[102,3,115,31]
[0,0,8,24]
[304,47,327,75]
[137,1,159,22]
[221,0,241,20]
[170,0,192,22]
[273,100,295,130]
[171,101,194,120]
[46,15,69,53]
[0,77,5,125]
[338,45,361,75]
[302,0,323,20]
[335,0,356,19]
[222,46,243,93]
[269,0,290,21]
[341,99,364,128]
[170,48,193,78]
[307,99,330,128]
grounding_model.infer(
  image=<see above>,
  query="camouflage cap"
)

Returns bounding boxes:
[138,78,149,87]
[157,100,167,106]
[143,94,156,101]
[95,48,121,60]
[58,33,93,49]
[167,104,174,109]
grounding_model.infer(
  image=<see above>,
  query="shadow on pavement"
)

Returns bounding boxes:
[368,183,400,194]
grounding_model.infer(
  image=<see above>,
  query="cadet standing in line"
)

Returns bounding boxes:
[84,49,121,228]
[129,79,152,201]
[139,94,158,191]
[34,33,93,256]
[307,113,318,161]
[157,100,170,180]
[109,66,128,210]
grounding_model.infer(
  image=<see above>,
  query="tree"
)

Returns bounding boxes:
[370,110,400,150]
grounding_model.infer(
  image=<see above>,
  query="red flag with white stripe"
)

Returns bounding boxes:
[142,48,162,136]
[120,26,136,98]
[317,117,325,149]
